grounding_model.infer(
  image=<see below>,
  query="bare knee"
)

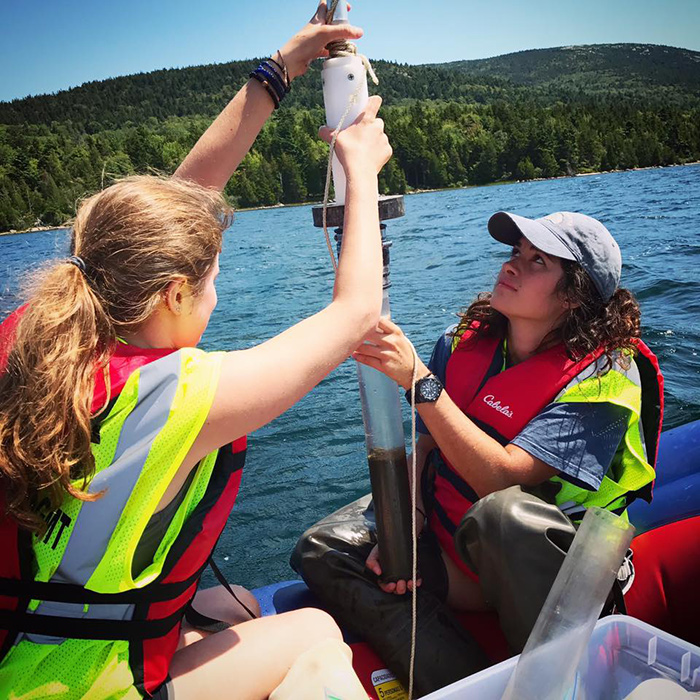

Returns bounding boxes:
[291,607,342,646]
[192,583,261,624]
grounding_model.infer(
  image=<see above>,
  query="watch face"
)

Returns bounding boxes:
[419,377,442,402]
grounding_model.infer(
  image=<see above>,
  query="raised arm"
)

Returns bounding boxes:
[184,96,391,465]
[174,2,363,190]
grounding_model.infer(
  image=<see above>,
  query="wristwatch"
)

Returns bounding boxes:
[405,373,444,405]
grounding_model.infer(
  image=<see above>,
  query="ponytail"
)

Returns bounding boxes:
[0,261,114,532]
[0,175,230,532]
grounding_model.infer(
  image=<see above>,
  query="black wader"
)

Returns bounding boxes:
[292,483,599,694]
[291,495,490,696]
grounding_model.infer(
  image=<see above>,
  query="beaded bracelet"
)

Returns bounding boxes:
[258,64,288,99]
[249,58,290,110]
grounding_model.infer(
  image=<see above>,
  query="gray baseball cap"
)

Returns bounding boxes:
[487,211,622,302]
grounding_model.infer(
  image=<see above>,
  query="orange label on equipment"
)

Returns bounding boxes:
[371,669,407,700]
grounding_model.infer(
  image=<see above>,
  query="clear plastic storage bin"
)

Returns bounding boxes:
[421,616,700,699]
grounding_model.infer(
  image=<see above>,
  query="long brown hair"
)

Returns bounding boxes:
[0,176,232,532]
[454,258,641,369]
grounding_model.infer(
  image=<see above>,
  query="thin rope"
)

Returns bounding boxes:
[406,339,419,700]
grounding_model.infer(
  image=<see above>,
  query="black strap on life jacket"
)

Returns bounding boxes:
[0,561,207,605]
[184,557,258,633]
[0,556,210,645]
[0,606,185,642]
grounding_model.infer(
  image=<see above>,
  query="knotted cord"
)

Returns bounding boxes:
[321,0,379,272]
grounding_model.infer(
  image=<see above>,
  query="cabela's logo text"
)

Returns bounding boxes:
[483,394,514,418]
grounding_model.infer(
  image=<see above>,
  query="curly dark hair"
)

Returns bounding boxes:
[453,259,641,372]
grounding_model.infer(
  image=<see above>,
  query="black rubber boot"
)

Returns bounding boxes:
[291,495,490,697]
[454,485,577,653]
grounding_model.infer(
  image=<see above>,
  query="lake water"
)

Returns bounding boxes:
[1,164,698,589]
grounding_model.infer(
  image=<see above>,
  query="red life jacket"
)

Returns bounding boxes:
[428,329,663,579]
[0,310,245,696]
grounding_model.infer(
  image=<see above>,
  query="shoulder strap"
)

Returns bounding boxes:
[632,339,664,469]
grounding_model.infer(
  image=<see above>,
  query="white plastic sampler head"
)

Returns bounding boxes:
[322,55,369,205]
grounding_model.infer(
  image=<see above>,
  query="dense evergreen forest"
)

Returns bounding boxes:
[1,43,699,231]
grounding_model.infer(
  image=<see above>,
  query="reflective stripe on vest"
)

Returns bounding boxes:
[429,330,661,578]
[549,351,656,519]
[0,337,246,698]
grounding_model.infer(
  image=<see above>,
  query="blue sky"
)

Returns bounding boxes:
[1,0,699,103]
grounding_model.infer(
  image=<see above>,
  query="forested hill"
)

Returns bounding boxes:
[436,44,700,94]
[0,60,514,130]
[2,43,699,129]
[1,43,699,231]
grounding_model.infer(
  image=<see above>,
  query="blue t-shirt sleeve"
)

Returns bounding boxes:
[511,401,631,491]
[416,325,456,435]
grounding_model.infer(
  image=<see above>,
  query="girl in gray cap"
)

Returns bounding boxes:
[292,210,664,695]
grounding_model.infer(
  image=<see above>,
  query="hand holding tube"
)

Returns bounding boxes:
[278,2,362,81]
[354,317,430,390]
[318,96,392,177]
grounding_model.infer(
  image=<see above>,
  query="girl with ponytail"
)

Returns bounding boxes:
[0,177,228,533]
[0,4,392,699]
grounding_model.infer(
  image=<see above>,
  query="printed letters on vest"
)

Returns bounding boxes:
[0,317,245,698]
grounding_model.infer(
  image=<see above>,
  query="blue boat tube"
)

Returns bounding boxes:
[629,418,700,533]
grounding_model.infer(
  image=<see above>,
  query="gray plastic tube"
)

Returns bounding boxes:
[501,507,635,700]
[327,0,350,23]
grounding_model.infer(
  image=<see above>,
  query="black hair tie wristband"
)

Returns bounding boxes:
[249,69,281,109]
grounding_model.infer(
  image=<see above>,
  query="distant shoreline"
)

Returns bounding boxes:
[3,160,698,237]
[0,224,65,238]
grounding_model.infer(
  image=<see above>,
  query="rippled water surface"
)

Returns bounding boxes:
[1,164,698,588]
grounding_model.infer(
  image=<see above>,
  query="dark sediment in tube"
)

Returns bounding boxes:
[368,446,413,583]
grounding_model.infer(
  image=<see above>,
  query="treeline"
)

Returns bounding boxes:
[3,45,698,132]
[2,43,700,231]
[2,97,699,230]
[439,44,700,95]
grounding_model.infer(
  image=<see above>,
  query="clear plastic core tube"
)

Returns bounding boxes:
[337,228,412,582]
[502,507,635,700]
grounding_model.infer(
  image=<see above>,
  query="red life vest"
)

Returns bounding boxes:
[0,310,245,696]
[428,329,663,579]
